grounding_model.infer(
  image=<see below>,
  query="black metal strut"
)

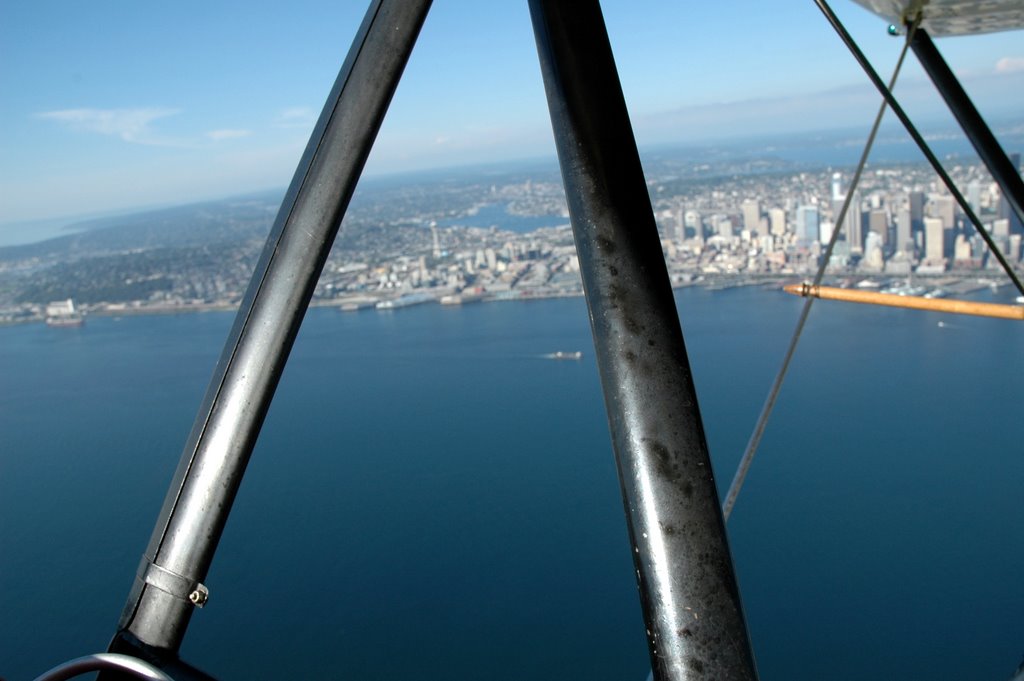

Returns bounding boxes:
[909,27,1024,231]
[110,0,433,660]
[529,2,758,679]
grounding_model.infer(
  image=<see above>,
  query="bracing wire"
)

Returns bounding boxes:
[721,14,921,522]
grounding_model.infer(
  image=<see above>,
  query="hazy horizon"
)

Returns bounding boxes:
[3,0,1024,230]
[4,111,1023,249]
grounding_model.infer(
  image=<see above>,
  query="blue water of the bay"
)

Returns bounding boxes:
[1,288,1022,680]
[436,203,568,233]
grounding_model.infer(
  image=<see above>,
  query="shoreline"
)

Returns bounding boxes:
[2,271,1016,329]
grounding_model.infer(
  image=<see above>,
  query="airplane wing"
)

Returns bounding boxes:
[850,0,1024,36]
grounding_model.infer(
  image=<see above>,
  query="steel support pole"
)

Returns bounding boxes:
[910,27,1024,230]
[528,2,757,679]
[111,0,432,655]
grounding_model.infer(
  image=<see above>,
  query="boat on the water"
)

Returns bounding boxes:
[45,299,84,327]
[375,293,435,310]
[545,351,582,360]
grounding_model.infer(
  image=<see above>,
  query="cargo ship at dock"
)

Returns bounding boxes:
[45,299,84,328]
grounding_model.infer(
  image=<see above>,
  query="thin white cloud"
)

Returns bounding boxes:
[995,56,1024,74]
[276,106,316,128]
[206,128,252,141]
[36,107,180,145]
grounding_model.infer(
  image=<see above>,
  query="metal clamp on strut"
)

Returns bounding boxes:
[138,557,209,608]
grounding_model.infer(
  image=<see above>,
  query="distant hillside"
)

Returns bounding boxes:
[0,190,284,263]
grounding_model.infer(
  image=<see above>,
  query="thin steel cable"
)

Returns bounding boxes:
[721,17,920,522]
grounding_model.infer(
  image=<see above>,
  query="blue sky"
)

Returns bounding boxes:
[1,0,1023,231]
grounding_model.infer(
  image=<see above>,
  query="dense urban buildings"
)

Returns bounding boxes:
[0,156,1021,324]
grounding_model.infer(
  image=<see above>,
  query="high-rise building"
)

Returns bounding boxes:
[741,199,761,233]
[796,205,819,246]
[863,231,884,270]
[868,210,889,249]
[954,234,972,262]
[769,208,787,236]
[714,214,734,239]
[931,195,956,229]
[819,220,837,245]
[685,210,701,239]
[674,204,685,244]
[967,179,981,217]
[909,191,925,234]
[835,190,862,254]
[924,217,945,261]
[896,207,912,254]
[991,219,1011,259]
[831,173,862,252]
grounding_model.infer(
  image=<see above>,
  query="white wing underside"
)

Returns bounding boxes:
[850,0,1024,35]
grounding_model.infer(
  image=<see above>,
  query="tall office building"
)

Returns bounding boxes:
[714,214,734,239]
[830,173,862,253]
[769,208,787,236]
[896,207,912,254]
[673,203,685,244]
[931,195,956,229]
[796,205,819,246]
[954,234,972,262]
[967,179,981,217]
[819,219,837,245]
[924,217,945,261]
[684,209,701,238]
[834,190,862,254]
[909,191,925,234]
[868,210,889,249]
[863,231,884,270]
[741,199,761,233]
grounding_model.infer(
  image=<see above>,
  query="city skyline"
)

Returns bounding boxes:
[2,153,1016,329]
[2,0,1024,230]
